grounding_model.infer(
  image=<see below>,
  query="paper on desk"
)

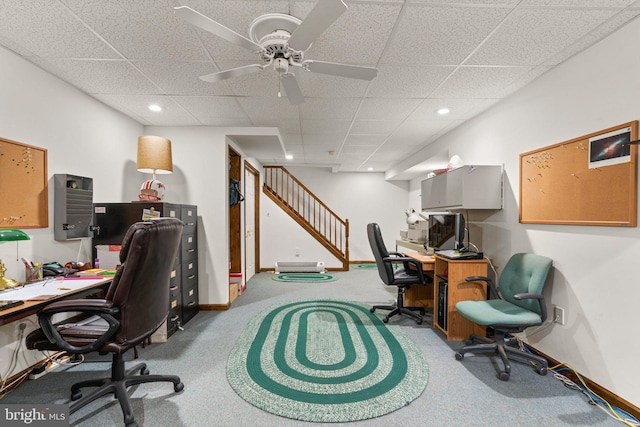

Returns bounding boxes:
[0,278,105,301]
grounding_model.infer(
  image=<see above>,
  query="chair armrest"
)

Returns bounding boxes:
[383,256,427,283]
[513,293,543,300]
[513,293,547,322]
[465,276,500,299]
[388,251,404,257]
[37,299,120,354]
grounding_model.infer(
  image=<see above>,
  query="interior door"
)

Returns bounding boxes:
[244,163,259,284]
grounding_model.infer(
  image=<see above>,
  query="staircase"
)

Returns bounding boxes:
[263,166,349,270]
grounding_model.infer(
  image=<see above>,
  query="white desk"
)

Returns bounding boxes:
[0,277,110,326]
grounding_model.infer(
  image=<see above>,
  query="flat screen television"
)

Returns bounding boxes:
[427,213,466,251]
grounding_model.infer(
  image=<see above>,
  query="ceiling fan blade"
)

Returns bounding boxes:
[281,74,305,105]
[287,0,347,51]
[304,60,378,81]
[174,6,263,53]
[200,64,264,83]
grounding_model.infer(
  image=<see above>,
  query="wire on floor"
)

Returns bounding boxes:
[517,339,639,427]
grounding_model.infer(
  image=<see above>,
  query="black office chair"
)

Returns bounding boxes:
[454,253,553,380]
[367,223,431,324]
[26,218,184,427]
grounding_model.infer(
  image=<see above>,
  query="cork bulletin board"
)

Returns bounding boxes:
[0,137,48,228]
[519,121,638,226]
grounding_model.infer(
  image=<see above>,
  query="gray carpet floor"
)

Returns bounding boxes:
[2,268,624,426]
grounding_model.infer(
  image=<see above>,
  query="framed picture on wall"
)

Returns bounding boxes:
[588,126,632,169]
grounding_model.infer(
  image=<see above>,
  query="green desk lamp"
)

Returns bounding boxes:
[0,229,30,290]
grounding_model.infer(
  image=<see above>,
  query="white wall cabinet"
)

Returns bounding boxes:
[421,165,502,210]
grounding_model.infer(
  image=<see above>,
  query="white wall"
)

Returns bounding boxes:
[407,17,640,407]
[260,167,409,269]
[0,46,143,378]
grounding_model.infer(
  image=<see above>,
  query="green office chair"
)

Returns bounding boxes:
[454,253,552,381]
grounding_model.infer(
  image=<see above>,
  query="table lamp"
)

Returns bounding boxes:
[0,228,30,290]
[136,135,173,201]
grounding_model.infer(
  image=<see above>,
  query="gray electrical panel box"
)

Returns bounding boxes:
[54,174,93,240]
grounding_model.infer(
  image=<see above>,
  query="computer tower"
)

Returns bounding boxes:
[437,280,448,330]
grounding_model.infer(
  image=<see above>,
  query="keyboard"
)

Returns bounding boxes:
[436,250,483,260]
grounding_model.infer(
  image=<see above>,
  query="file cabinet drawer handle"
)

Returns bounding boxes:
[187,301,196,307]
[169,285,178,291]
[170,315,180,322]
[187,274,196,280]
[187,249,195,253]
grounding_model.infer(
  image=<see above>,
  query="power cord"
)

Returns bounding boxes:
[516,339,639,427]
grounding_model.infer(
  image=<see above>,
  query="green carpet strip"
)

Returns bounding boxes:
[227,300,429,422]
[271,273,337,282]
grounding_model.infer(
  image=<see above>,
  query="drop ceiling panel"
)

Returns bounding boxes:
[299,98,361,120]
[91,94,199,126]
[356,98,423,121]
[64,0,207,61]
[172,96,251,121]
[133,60,236,96]
[298,2,402,64]
[366,66,455,98]
[29,58,163,94]
[431,66,535,99]
[381,4,512,66]
[0,0,119,59]
[467,8,621,66]
[238,97,300,121]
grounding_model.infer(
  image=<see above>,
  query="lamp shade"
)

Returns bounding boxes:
[136,135,173,174]
[0,229,30,242]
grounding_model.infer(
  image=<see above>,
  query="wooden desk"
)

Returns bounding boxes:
[433,255,488,341]
[403,251,435,308]
[0,277,111,326]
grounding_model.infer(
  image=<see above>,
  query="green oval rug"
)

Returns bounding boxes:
[271,273,337,282]
[226,299,428,422]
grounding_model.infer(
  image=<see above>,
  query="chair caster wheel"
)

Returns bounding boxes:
[140,367,150,375]
[370,308,375,313]
[455,352,464,361]
[420,309,426,315]
[536,366,548,376]
[71,390,82,401]
[499,372,510,381]
[174,382,184,392]
[416,318,423,325]
[125,422,138,427]
[382,317,389,323]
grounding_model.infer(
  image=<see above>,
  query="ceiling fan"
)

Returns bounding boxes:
[174,0,378,105]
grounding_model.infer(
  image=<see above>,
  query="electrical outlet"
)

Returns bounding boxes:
[295,247,300,257]
[554,305,566,325]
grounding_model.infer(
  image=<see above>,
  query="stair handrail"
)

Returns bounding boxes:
[263,166,349,269]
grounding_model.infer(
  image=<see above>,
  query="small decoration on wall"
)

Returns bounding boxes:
[588,125,632,169]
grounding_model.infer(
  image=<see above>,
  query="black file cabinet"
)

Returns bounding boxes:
[92,202,199,340]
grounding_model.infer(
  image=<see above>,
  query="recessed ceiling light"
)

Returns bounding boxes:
[285,154,293,160]
[368,167,373,171]
[148,104,163,112]
[436,107,450,115]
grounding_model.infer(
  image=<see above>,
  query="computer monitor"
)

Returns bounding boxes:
[427,212,467,251]
[453,212,466,251]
